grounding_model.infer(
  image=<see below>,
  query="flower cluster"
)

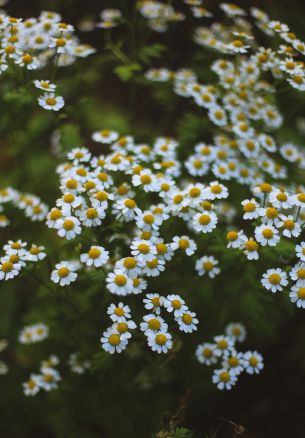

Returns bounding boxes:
[196,323,263,390]
[145,4,305,186]
[137,1,184,33]
[0,9,95,110]
[0,187,48,227]
[0,239,46,281]
[68,353,91,374]
[23,355,61,396]
[19,323,49,344]
[225,183,305,308]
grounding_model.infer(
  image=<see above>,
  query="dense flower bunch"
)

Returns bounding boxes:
[145,3,305,186]
[19,323,49,344]
[0,8,95,110]
[0,239,46,280]
[196,323,263,390]
[137,0,185,33]
[22,355,61,396]
[0,187,48,227]
[225,183,305,307]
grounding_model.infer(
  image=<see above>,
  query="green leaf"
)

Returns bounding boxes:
[139,44,166,64]
[114,63,142,81]
[175,427,193,438]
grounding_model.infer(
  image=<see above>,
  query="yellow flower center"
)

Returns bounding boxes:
[268,273,281,285]
[148,319,161,330]
[1,262,13,273]
[199,214,211,225]
[58,267,70,278]
[227,231,238,241]
[138,243,150,254]
[117,322,128,333]
[179,239,189,249]
[86,208,98,219]
[182,313,193,324]
[108,334,120,346]
[63,220,75,230]
[114,308,124,317]
[46,98,57,106]
[243,202,255,212]
[219,371,230,382]
[155,334,167,346]
[140,175,152,185]
[88,248,101,259]
[114,275,127,286]
[262,228,273,239]
[123,257,137,269]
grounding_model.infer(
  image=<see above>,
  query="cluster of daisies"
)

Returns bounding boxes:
[45,131,229,295]
[137,0,184,33]
[224,183,305,307]
[97,9,122,30]
[196,323,263,390]
[0,187,48,227]
[0,339,8,376]
[0,239,46,281]
[23,355,61,396]
[145,5,305,187]
[102,293,198,355]
[19,323,48,345]
[0,9,95,110]
[23,352,90,397]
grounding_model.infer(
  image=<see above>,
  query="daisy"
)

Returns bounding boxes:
[147,331,173,354]
[56,216,81,240]
[107,302,131,322]
[23,375,41,396]
[143,293,164,315]
[80,246,109,267]
[212,368,237,390]
[289,285,305,308]
[101,327,129,354]
[225,323,247,343]
[0,258,21,280]
[171,236,197,255]
[269,189,292,209]
[143,258,165,277]
[130,239,156,262]
[176,310,198,333]
[192,211,218,233]
[113,198,141,221]
[226,230,246,249]
[92,129,119,144]
[214,335,235,357]
[112,319,137,339]
[38,93,65,111]
[289,264,305,286]
[39,367,61,391]
[243,238,259,260]
[26,245,46,262]
[164,294,188,317]
[261,268,288,293]
[51,261,78,286]
[242,198,261,220]
[131,277,147,294]
[106,271,133,295]
[33,79,56,92]
[243,351,264,374]
[195,256,220,278]
[205,181,228,200]
[277,214,301,238]
[255,223,280,247]
[222,350,245,376]
[140,314,168,336]
[79,206,106,227]
[296,242,305,262]
[195,343,218,365]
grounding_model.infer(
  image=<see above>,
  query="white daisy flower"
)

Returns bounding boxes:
[101,327,128,354]
[38,93,65,111]
[195,256,220,278]
[176,310,198,333]
[226,230,246,249]
[243,351,264,374]
[212,368,237,390]
[296,242,305,262]
[39,367,61,391]
[195,343,218,365]
[56,216,81,240]
[289,263,305,286]
[289,285,305,308]
[192,211,218,233]
[214,335,235,357]
[130,239,157,262]
[164,294,188,317]
[147,331,173,354]
[222,350,245,375]
[255,222,280,247]
[51,261,78,286]
[34,79,56,92]
[92,129,119,144]
[171,236,197,256]
[140,314,168,336]
[80,246,109,267]
[143,293,164,315]
[107,302,131,322]
[225,323,247,342]
[106,271,133,296]
[23,374,41,396]
[261,268,288,293]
